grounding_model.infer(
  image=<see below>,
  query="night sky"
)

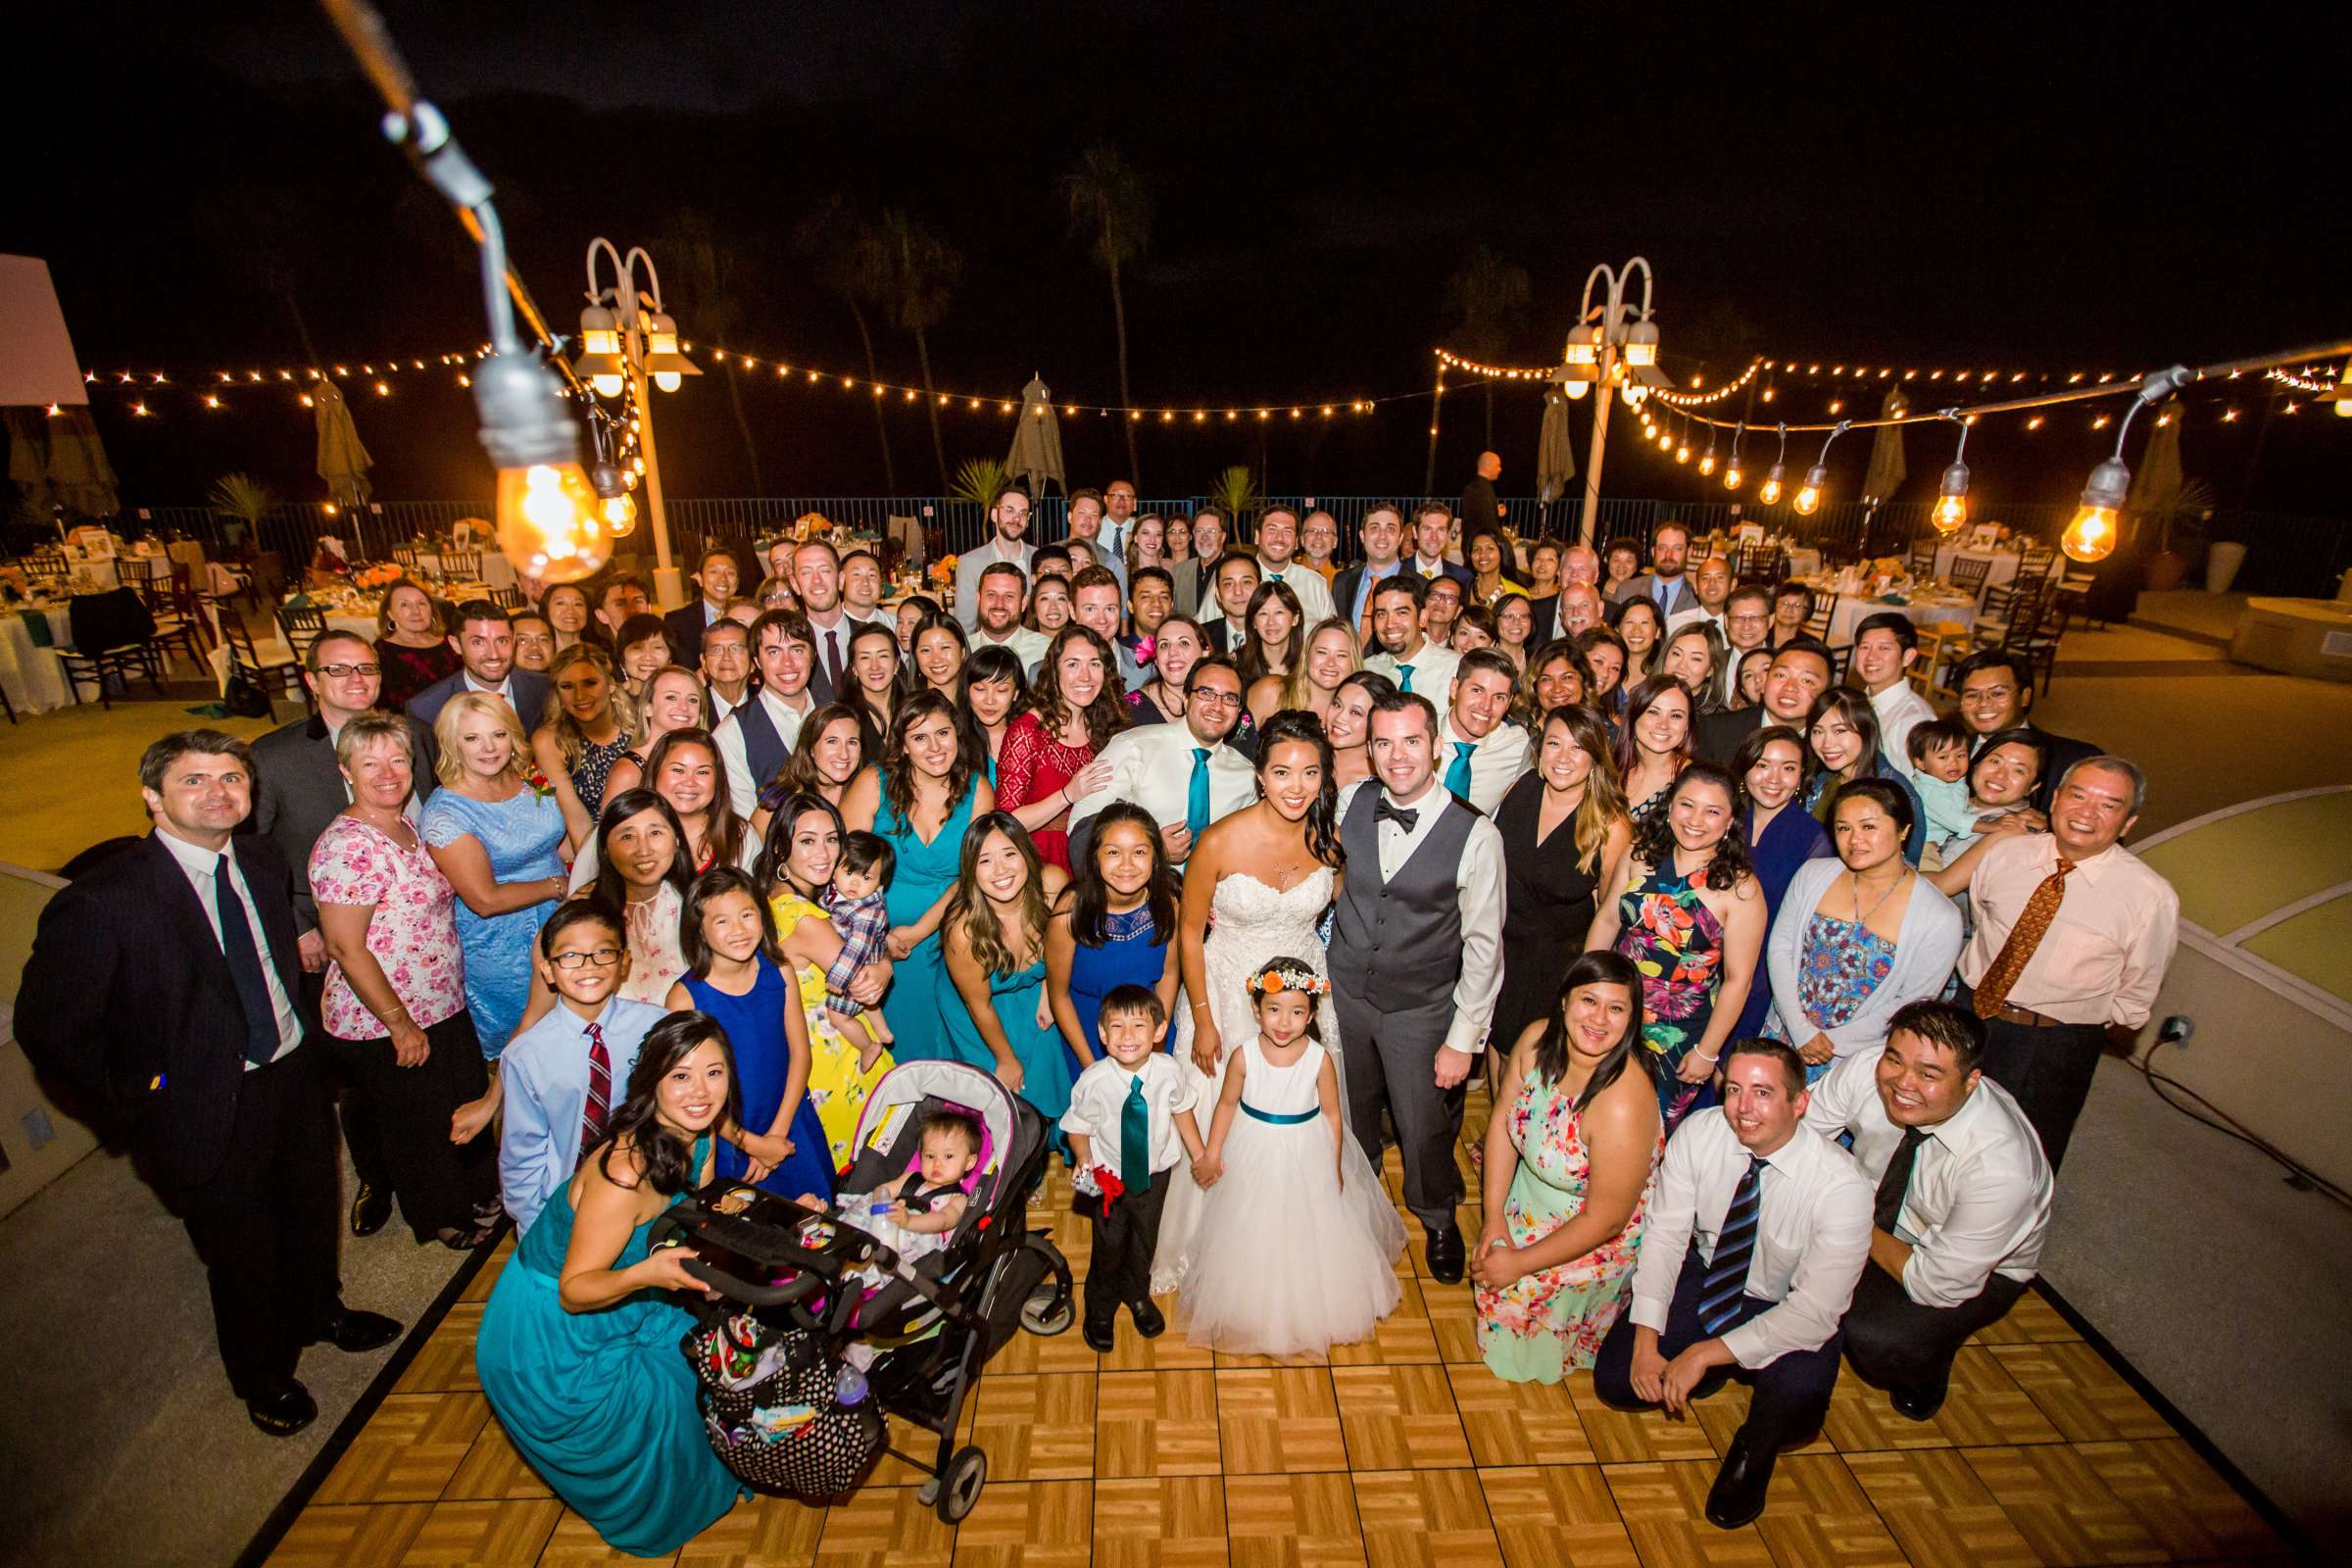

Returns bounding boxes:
[8,2,2346,516]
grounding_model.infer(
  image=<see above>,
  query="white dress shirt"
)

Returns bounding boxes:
[973,623,1052,672]
[1628,1111,1873,1368]
[157,830,305,1067]
[1665,605,1725,638]
[1804,1047,2051,1306]
[1261,562,1336,626]
[1960,835,2179,1028]
[1436,713,1531,814]
[1362,640,1460,701]
[708,686,750,726]
[1869,679,1940,777]
[1335,776,1507,1055]
[955,537,1035,631]
[714,687,813,817]
[1060,1054,1201,1175]
[1068,722,1256,856]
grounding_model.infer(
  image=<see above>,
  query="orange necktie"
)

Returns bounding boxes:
[1973,857,2076,1017]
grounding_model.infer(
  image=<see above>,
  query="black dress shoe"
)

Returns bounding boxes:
[1704,1435,1776,1530]
[1424,1226,1466,1285]
[1081,1315,1117,1353]
[1128,1298,1167,1339]
[1890,1376,1948,1422]
[350,1182,392,1237]
[313,1307,403,1353]
[246,1379,318,1438]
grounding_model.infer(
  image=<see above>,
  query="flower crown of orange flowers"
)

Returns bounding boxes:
[1246,962,1330,999]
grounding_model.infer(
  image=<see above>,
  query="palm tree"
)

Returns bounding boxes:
[1445,245,1534,448]
[659,207,766,492]
[1058,144,1152,487]
[795,195,899,493]
[880,210,963,493]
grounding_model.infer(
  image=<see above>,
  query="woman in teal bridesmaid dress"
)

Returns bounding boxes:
[474,1015,745,1556]
[940,812,1075,1117]
[841,692,995,1065]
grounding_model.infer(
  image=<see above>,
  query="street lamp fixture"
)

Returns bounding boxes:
[575,307,626,397]
[578,238,699,605]
[1565,258,1672,544]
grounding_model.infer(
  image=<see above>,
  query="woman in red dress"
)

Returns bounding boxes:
[994,624,1126,871]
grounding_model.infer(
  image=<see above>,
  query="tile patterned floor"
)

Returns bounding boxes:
[267,1091,2292,1567]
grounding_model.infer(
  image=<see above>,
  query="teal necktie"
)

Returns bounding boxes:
[1121,1073,1151,1188]
[1397,662,1414,693]
[1186,747,1211,845]
[1446,740,1476,802]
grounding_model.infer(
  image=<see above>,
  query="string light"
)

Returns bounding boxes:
[1758,424,1788,505]
[1697,422,1718,476]
[1931,410,1971,536]
[1791,420,1849,515]
[1722,422,1744,489]
[2065,367,2188,564]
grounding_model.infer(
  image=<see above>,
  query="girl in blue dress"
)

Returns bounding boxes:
[473,1012,745,1556]
[940,813,1073,1119]
[668,868,836,1200]
[1048,801,1179,1066]
[840,691,994,1064]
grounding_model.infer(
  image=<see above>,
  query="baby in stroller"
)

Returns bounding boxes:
[789,1108,982,1292]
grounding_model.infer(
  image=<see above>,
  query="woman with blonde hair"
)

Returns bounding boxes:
[421,692,571,1064]
[605,664,708,800]
[1250,614,1360,727]
[531,643,635,843]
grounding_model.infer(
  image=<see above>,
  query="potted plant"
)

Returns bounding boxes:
[210,471,273,551]
[1210,466,1262,537]
[2137,478,2217,592]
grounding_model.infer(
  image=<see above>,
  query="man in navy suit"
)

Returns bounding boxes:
[405,600,553,773]
[662,545,740,667]
[19,732,403,1436]
[1405,502,1475,593]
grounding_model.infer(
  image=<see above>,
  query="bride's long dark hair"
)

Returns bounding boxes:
[1253,709,1344,868]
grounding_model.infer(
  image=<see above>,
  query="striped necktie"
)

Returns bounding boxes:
[582,1020,612,1155]
[1697,1154,1768,1334]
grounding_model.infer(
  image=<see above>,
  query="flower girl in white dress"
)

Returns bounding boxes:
[1178,957,1402,1355]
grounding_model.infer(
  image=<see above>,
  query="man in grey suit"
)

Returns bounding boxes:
[1170,508,1225,618]
[956,485,1037,632]
[1620,520,1703,619]
[247,630,433,1237]
[405,600,553,774]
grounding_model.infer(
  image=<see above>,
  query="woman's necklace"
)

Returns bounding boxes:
[1849,866,1909,925]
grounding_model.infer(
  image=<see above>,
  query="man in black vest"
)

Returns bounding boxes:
[19,732,401,1436]
[1325,692,1507,1282]
[714,608,819,817]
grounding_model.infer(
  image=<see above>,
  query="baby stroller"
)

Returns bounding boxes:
[652,1058,1076,1523]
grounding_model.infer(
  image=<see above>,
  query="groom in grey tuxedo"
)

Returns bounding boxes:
[1325,692,1507,1284]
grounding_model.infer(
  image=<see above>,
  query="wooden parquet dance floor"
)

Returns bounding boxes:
[267,1089,2290,1567]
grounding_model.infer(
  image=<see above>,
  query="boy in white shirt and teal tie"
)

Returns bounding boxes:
[1059,985,1207,1351]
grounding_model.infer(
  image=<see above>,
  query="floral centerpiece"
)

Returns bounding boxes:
[927,554,958,590]
[355,563,407,591]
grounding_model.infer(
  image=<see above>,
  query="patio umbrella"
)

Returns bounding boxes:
[45,405,119,518]
[1860,388,1908,507]
[2126,408,2184,514]
[5,409,54,516]
[1537,387,1577,503]
[1004,374,1065,499]
[316,376,375,558]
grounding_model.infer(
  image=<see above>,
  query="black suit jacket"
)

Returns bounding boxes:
[663,602,715,667]
[1975,723,2099,813]
[407,668,554,773]
[245,712,435,932]
[1693,706,1771,766]
[17,834,317,1189]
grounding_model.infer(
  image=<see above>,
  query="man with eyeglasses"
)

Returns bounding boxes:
[247,630,434,1237]
[1067,657,1255,867]
[956,484,1037,632]
[1949,648,2098,813]
[1714,585,1775,708]
[1101,479,1141,568]
[699,615,755,724]
[495,901,664,1234]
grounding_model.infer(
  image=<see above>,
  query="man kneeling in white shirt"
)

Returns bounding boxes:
[1803,999,2052,1423]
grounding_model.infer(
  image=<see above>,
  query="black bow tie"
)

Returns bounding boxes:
[1376,799,1420,832]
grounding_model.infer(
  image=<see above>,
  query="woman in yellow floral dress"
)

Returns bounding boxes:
[1472,953,1666,1382]
[755,791,893,1169]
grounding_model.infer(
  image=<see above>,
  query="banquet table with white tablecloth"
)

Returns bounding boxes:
[0,605,78,713]
[1794,576,1981,648]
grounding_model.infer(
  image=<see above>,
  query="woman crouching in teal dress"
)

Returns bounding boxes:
[474,1012,751,1555]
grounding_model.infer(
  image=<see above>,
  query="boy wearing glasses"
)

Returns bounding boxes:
[497,901,662,1234]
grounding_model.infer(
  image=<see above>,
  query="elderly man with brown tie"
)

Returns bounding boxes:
[1955,755,2178,1168]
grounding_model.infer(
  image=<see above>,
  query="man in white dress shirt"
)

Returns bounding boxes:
[1068,656,1253,866]
[1065,488,1125,593]
[1361,574,1460,699]
[1803,1001,2052,1423]
[714,609,817,816]
[1715,585,1774,708]
[969,561,1051,670]
[699,616,754,725]
[1326,692,1505,1284]
[840,549,894,626]
[1435,649,1529,812]
[956,486,1037,632]
[1592,1040,1872,1529]
[1852,613,1939,775]
[1252,506,1336,626]
[1100,479,1140,567]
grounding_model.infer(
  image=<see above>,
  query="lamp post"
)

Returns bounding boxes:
[1558,258,1674,547]
[574,238,701,608]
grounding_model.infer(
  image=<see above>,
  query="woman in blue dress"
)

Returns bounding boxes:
[474,1012,744,1556]
[840,691,994,1063]
[939,813,1073,1118]
[668,867,836,1199]
[1047,801,1179,1067]
[1725,724,1837,1045]
[420,691,571,1058]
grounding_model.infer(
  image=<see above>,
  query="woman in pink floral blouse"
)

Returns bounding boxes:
[309,711,500,1250]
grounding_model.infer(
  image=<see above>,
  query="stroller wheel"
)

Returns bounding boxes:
[1019,1288,1076,1337]
[935,1445,988,1524]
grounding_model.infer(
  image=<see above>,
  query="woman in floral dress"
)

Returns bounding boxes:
[1585,762,1767,1129]
[1474,952,1665,1381]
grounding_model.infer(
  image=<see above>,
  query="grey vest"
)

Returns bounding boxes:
[1328,785,1475,1003]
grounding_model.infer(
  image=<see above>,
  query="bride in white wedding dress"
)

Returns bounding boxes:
[1151,712,1406,1298]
